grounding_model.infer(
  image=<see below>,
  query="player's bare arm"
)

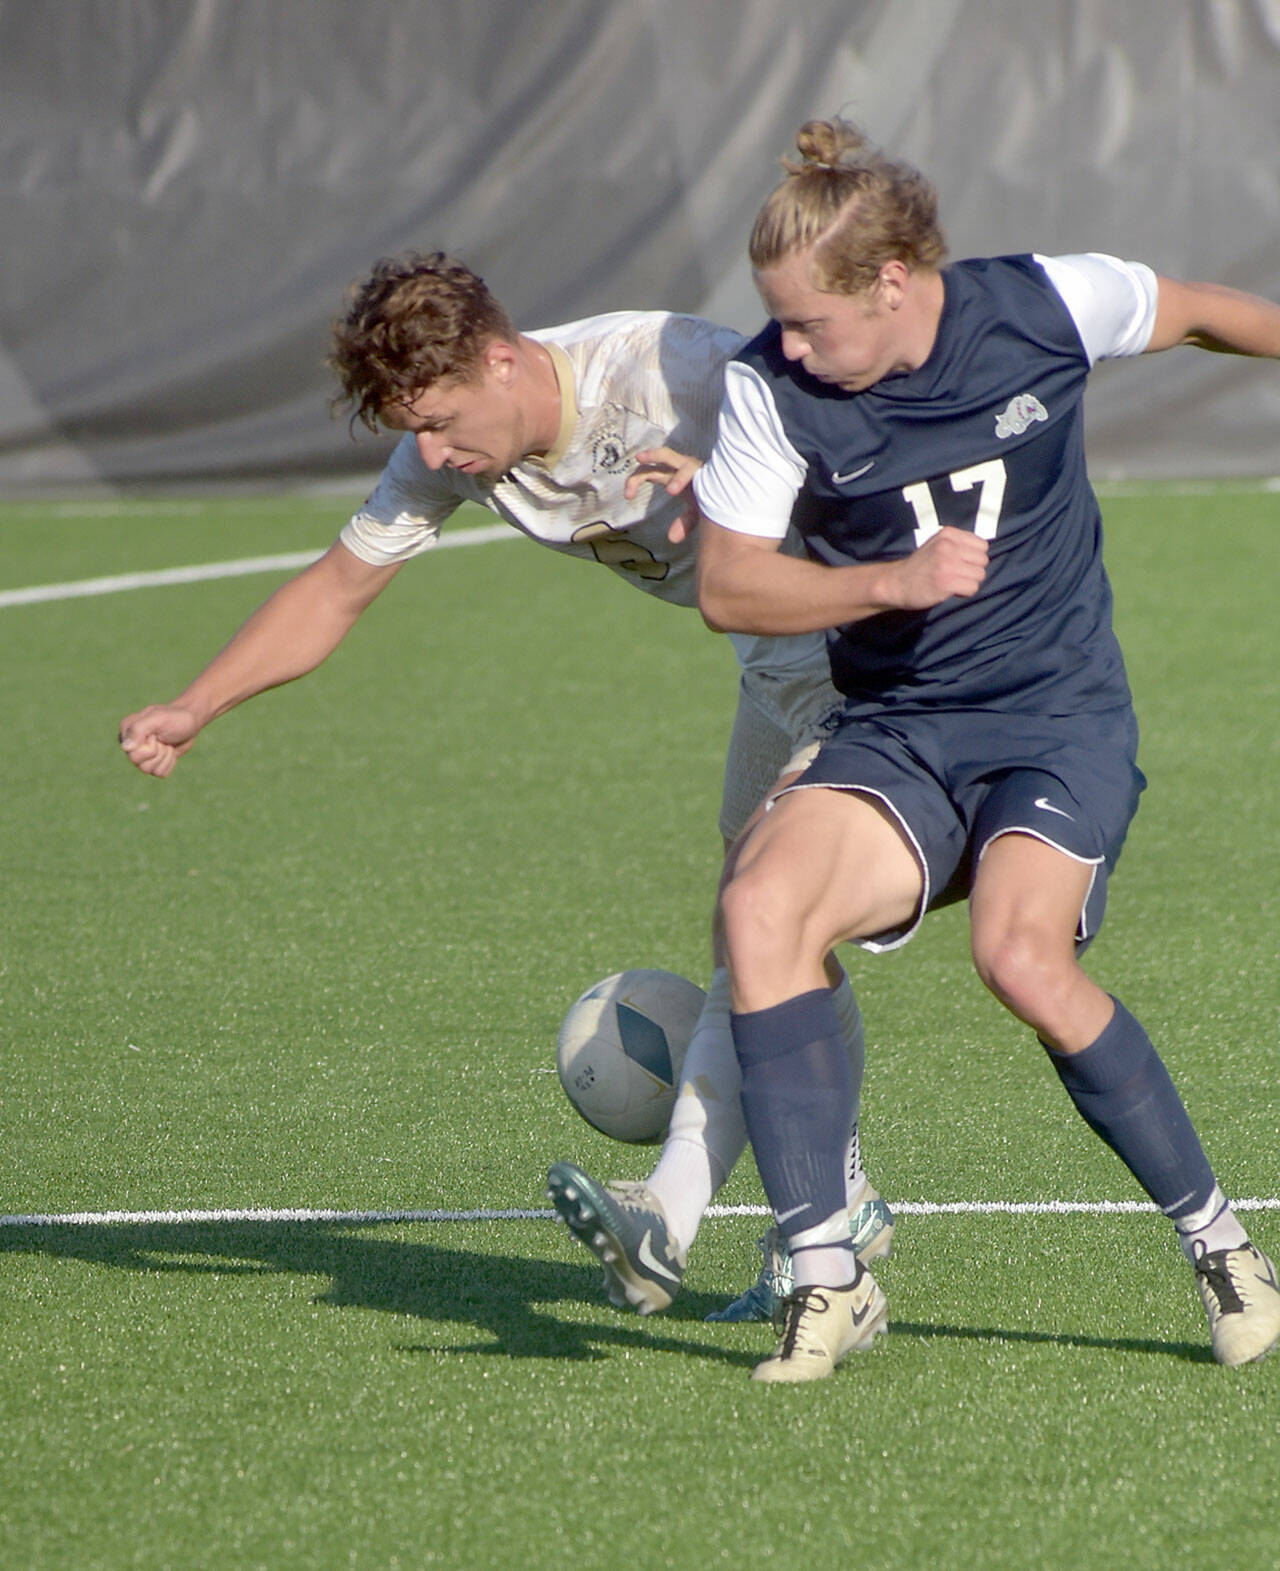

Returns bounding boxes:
[626,445,703,543]
[696,516,988,636]
[119,541,401,777]
[1146,275,1280,357]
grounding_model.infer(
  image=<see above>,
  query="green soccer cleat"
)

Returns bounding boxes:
[547,1161,686,1315]
[1195,1243,1280,1366]
[707,1188,895,1323]
[705,1225,792,1324]
[751,1266,889,1384]
[849,1187,896,1264]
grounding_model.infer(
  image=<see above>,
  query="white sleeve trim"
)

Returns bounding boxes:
[1035,252,1159,365]
[338,433,459,565]
[692,361,806,539]
[340,508,443,566]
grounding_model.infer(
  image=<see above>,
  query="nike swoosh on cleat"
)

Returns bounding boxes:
[1034,796,1074,819]
[637,1229,681,1283]
[831,461,874,484]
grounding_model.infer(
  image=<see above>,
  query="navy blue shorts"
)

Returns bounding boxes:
[782,705,1145,952]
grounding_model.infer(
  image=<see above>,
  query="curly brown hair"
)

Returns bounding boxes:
[328,251,518,430]
[750,119,947,295]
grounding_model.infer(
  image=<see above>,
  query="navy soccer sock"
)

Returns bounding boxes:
[1044,996,1218,1225]
[731,989,853,1247]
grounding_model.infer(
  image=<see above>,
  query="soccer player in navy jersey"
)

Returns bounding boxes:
[117,251,893,1317]
[692,118,1280,1381]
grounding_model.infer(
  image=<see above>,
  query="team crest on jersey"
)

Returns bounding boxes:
[995,393,1048,438]
[592,429,629,473]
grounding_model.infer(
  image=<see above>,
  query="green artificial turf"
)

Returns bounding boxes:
[1,489,1277,1571]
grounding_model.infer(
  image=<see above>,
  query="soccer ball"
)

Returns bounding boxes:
[556,969,706,1144]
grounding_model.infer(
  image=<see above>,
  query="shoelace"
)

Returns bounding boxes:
[1197,1254,1245,1314]
[757,1231,793,1293]
[773,1287,831,1351]
[608,1180,657,1211]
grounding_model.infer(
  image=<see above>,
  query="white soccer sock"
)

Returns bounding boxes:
[829,967,868,1206]
[645,1138,718,1252]
[1173,1183,1249,1264]
[646,967,745,1252]
[789,1209,859,1289]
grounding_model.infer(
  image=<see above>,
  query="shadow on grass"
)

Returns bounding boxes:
[0,1219,760,1369]
[1,1220,1218,1366]
[891,1319,1216,1363]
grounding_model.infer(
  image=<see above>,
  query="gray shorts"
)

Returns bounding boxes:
[719,665,845,842]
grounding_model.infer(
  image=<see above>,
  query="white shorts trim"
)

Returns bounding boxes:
[977,826,1105,944]
[769,779,931,954]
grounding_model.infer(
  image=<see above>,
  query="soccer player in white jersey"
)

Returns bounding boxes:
[690,118,1280,1380]
[117,250,893,1317]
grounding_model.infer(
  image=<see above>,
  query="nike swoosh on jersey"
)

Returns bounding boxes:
[1034,796,1074,820]
[831,461,875,484]
[638,1229,681,1283]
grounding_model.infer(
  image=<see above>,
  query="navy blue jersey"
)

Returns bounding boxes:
[735,255,1131,717]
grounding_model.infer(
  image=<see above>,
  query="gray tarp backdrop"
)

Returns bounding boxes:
[2,0,1278,495]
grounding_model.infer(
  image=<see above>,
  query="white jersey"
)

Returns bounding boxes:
[340,310,825,679]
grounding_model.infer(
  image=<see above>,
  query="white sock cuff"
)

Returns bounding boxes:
[787,1206,852,1251]
[1172,1183,1231,1236]
[1172,1183,1249,1261]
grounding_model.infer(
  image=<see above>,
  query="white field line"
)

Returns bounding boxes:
[0,523,515,608]
[6,483,1277,611]
[3,1197,1278,1229]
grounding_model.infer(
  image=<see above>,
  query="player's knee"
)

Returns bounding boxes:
[972,926,1072,1020]
[719,864,797,976]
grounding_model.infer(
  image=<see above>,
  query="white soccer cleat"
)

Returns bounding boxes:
[1195,1243,1280,1366]
[751,1266,888,1384]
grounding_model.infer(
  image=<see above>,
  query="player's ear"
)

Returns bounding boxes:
[871,259,911,309]
[482,338,519,385]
